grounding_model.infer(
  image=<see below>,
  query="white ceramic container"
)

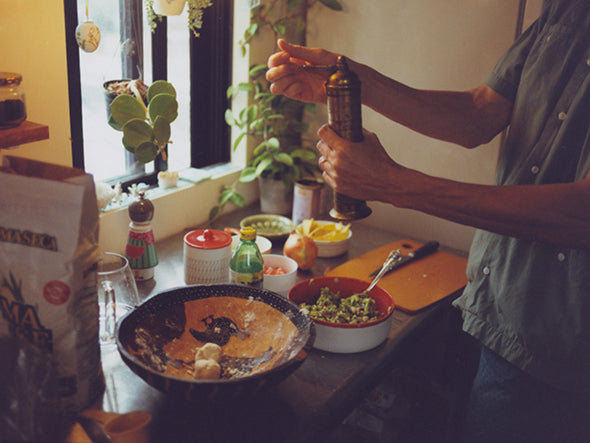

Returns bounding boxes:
[184,229,232,284]
[262,254,298,297]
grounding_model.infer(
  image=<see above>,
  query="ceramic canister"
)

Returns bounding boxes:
[184,229,232,284]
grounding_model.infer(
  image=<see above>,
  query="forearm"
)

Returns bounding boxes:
[350,61,511,148]
[391,169,590,249]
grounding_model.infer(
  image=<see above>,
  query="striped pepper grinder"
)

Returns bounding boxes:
[125,191,158,280]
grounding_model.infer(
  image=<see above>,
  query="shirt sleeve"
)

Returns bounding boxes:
[484,9,548,101]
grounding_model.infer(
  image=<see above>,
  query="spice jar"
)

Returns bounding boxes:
[0,72,27,128]
[184,229,232,284]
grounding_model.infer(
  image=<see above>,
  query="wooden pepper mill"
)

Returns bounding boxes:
[325,56,372,221]
[125,191,158,280]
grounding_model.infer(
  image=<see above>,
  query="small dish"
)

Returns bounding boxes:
[288,276,394,353]
[308,220,352,258]
[263,254,298,297]
[240,214,295,240]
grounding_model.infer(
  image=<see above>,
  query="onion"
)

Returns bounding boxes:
[283,231,318,270]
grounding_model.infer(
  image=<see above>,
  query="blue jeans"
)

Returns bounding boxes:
[462,346,590,443]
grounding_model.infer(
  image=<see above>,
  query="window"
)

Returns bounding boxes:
[64,0,233,187]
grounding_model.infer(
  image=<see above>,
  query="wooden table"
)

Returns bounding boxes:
[98,205,466,443]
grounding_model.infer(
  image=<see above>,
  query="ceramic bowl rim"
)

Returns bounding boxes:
[288,276,395,330]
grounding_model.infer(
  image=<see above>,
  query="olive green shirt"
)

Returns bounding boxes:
[453,0,590,391]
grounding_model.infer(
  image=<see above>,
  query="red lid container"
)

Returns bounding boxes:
[184,229,231,250]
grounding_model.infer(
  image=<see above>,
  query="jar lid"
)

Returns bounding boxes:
[184,229,231,250]
[240,226,256,241]
[0,73,23,86]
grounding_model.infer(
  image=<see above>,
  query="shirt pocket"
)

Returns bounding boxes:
[527,23,575,67]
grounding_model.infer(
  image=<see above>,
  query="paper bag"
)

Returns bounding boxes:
[0,156,104,414]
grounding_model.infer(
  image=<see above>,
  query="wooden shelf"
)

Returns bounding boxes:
[0,120,49,149]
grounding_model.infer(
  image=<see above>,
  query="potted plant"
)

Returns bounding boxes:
[108,80,178,164]
[145,0,214,37]
[209,0,342,220]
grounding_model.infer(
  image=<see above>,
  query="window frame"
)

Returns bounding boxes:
[63,0,233,188]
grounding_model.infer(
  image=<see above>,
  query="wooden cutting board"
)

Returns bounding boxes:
[325,239,468,313]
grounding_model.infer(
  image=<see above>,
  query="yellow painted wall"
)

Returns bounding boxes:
[0,0,72,165]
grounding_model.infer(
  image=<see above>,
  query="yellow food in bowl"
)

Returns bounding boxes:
[297,219,350,242]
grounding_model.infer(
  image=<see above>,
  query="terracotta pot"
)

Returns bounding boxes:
[153,0,186,16]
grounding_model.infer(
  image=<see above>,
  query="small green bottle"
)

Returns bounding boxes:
[229,226,264,288]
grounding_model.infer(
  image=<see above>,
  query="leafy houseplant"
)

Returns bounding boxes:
[108,80,178,164]
[209,0,342,221]
[145,0,213,37]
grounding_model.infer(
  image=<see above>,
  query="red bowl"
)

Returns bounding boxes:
[288,276,395,353]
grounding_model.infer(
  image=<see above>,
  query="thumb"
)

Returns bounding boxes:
[278,39,339,66]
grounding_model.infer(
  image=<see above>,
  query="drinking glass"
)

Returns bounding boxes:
[97,252,140,345]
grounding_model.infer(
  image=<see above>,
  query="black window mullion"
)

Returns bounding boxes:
[190,0,233,168]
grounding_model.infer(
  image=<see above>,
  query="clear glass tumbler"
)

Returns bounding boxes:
[97,252,139,345]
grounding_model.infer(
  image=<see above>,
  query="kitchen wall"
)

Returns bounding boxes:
[305,0,543,252]
[1,0,543,254]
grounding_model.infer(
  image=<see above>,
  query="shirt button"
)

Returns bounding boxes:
[558,111,567,120]
[587,58,590,67]
[531,165,540,174]
[482,266,490,275]
[557,252,566,262]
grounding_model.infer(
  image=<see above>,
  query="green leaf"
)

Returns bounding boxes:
[224,109,236,126]
[108,114,123,131]
[229,191,246,207]
[245,23,258,39]
[274,152,294,166]
[153,115,171,147]
[219,189,235,205]
[123,119,153,148]
[267,137,280,149]
[148,93,178,123]
[232,131,247,151]
[239,166,259,182]
[209,206,219,221]
[272,23,286,36]
[122,137,135,154]
[253,140,268,156]
[291,148,317,161]
[254,156,274,177]
[135,141,159,163]
[147,80,176,102]
[110,95,146,127]
[226,85,234,98]
[245,104,258,124]
[249,64,268,78]
[317,0,343,10]
[237,82,254,93]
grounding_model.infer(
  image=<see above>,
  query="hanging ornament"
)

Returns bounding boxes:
[75,0,101,53]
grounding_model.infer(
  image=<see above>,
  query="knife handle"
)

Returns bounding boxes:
[410,241,440,258]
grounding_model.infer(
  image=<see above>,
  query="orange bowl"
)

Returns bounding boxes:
[288,276,394,353]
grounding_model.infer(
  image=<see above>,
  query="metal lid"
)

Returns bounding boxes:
[0,73,23,86]
[184,229,231,250]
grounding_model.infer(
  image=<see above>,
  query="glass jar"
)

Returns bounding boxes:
[0,72,27,128]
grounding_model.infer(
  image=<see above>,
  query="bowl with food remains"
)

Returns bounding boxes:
[116,284,315,401]
[297,219,352,258]
[288,276,394,353]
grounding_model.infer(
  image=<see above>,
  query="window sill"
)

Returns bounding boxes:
[98,163,256,254]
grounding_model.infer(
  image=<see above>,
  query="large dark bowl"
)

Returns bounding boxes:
[116,284,315,401]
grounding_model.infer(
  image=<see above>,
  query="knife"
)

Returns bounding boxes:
[368,241,440,277]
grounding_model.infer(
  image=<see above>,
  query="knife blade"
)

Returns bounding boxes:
[368,241,440,277]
